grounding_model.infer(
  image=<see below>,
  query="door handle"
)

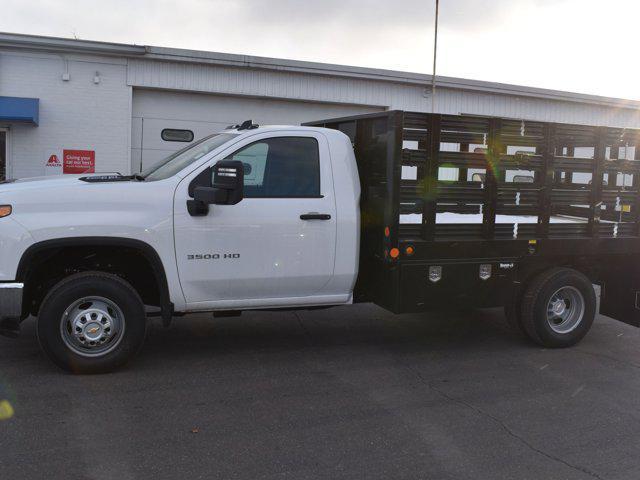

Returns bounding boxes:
[300,213,331,220]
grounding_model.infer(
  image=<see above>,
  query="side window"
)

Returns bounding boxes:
[228,143,269,189]
[224,137,320,198]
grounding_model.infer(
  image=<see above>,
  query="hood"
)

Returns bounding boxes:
[0,172,176,221]
[11,174,83,184]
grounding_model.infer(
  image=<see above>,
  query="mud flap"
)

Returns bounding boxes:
[600,262,640,327]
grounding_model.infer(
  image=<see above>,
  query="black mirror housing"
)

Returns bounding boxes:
[212,160,244,205]
[187,160,245,216]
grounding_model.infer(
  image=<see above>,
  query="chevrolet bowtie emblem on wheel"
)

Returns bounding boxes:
[87,327,100,334]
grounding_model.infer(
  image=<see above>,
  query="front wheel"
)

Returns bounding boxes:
[520,267,596,348]
[37,272,147,373]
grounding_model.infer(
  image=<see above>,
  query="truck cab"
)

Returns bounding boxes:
[0,122,360,372]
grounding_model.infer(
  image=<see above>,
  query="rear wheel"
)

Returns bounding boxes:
[37,272,146,373]
[520,267,596,348]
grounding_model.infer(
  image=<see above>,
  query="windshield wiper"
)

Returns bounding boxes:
[80,173,145,183]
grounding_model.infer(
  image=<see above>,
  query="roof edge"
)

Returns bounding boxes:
[1,31,639,110]
[0,31,145,56]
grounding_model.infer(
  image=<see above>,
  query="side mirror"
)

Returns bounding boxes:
[187,160,244,216]
[212,160,244,205]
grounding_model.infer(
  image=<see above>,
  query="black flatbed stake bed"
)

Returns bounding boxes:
[306,111,640,328]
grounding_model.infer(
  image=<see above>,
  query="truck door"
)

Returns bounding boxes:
[173,132,338,308]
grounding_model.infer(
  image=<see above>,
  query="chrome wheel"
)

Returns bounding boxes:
[60,297,125,357]
[546,286,585,334]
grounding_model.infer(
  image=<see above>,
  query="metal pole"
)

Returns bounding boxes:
[431,0,439,113]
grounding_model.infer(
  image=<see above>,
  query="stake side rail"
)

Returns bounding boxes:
[304,110,640,254]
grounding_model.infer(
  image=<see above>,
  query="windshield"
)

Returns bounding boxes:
[142,133,239,181]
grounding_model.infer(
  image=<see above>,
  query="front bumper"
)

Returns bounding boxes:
[0,283,23,320]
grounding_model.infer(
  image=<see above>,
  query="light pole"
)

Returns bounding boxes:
[431,0,439,113]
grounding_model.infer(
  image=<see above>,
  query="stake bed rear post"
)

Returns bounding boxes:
[306,111,640,325]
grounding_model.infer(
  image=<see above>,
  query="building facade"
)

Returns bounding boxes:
[1,31,640,180]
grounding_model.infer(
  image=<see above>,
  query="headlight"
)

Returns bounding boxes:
[0,205,12,218]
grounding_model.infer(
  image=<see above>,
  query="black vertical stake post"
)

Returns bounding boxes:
[483,118,500,240]
[389,112,403,250]
[608,145,619,187]
[611,145,619,160]
[634,142,640,236]
[537,123,555,238]
[565,146,575,185]
[459,143,469,182]
[534,145,541,183]
[554,145,564,186]
[389,111,404,311]
[353,117,365,206]
[416,136,428,237]
[416,127,428,220]
[422,114,440,241]
[589,127,607,237]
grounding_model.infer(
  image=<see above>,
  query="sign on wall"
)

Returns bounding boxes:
[63,150,95,174]
[44,152,62,176]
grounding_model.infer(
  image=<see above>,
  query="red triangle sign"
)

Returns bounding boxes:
[46,155,60,166]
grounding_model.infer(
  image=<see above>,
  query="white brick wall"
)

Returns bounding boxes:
[0,51,131,178]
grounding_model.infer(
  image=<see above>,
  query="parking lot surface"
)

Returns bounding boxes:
[1,305,640,480]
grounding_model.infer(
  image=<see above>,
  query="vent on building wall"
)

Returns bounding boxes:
[161,129,194,142]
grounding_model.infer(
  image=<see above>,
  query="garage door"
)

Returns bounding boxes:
[131,89,383,173]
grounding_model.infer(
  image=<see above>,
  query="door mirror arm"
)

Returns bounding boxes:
[193,186,225,204]
[186,187,228,217]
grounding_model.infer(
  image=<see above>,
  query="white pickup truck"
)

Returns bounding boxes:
[1,112,639,373]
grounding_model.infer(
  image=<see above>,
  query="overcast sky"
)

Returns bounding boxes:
[3,0,639,100]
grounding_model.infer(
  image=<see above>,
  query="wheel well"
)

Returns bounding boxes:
[515,258,599,295]
[18,239,171,318]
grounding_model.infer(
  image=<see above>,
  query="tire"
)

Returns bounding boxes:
[37,272,147,373]
[520,267,596,348]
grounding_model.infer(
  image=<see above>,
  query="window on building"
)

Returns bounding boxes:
[161,129,194,142]
[224,137,320,197]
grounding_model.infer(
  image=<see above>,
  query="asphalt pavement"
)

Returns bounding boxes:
[1,305,640,480]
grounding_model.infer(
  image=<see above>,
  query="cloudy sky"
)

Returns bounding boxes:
[3,0,639,100]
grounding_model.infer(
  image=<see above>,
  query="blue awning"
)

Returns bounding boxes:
[0,96,39,126]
